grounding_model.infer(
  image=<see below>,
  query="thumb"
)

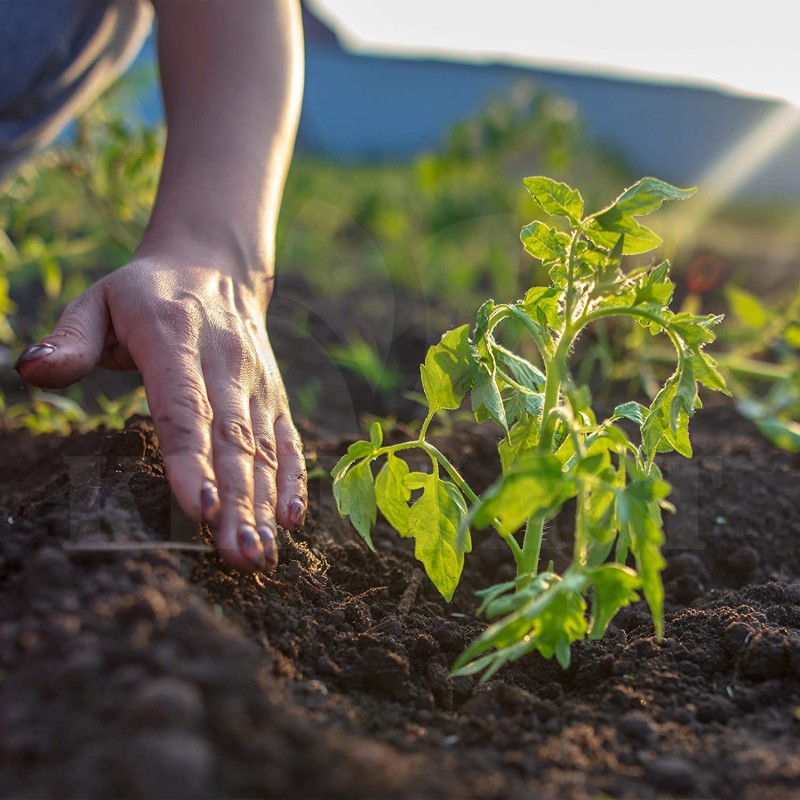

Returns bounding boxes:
[15,286,110,389]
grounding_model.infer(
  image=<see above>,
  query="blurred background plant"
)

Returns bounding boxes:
[1,69,798,447]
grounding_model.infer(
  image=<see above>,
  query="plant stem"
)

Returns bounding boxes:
[538,329,575,452]
[520,513,545,580]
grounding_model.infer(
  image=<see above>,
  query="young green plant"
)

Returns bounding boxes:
[333,176,728,679]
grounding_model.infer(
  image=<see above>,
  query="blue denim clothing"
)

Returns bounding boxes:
[0,0,152,179]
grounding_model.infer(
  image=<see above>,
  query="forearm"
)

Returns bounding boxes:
[138,0,304,285]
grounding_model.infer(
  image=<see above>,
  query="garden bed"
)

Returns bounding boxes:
[0,391,798,799]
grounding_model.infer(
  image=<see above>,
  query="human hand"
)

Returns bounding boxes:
[14,251,307,573]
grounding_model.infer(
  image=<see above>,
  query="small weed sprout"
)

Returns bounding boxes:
[332,176,729,679]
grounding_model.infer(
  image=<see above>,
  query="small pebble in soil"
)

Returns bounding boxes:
[740,631,789,681]
[645,755,697,795]
[618,712,656,745]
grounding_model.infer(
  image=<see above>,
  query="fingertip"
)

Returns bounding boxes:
[14,343,56,371]
[214,523,259,573]
[257,523,278,571]
[200,481,220,524]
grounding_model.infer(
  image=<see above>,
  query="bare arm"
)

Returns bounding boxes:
[16,0,307,573]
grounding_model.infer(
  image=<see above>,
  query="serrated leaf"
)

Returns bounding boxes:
[687,348,731,395]
[522,176,584,223]
[583,220,663,256]
[471,364,508,432]
[498,412,541,474]
[594,177,696,230]
[407,475,471,602]
[521,286,562,330]
[331,440,376,481]
[617,488,666,637]
[494,347,546,390]
[520,221,570,262]
[585,481,619,545]
[588,564,641,639]
[375,453,410,535]
[633,261,675,308]
[452,575,587,678]
[612,401,648,426]
[669,312,723,347]
[420,324,473,412]
[335,460,377,551]
[472,454,572,535]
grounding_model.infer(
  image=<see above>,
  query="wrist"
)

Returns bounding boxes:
[135,217,275,303]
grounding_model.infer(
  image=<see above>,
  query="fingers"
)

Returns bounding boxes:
[205,370,269,574]
[274,413,307,531]
[250,398,280,570]
[15,285,110,388]
[137,352,218,526]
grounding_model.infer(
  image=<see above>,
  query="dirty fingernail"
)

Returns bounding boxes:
[14,343,55,369]
[200,481,219,522]
[288,498,306,528]
[257,524,278,570]
[237,525,266,569]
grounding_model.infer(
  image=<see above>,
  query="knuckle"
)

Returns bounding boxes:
[153,298,196,335]
[155,382,213,454]
[254,434,279,470]
[216,418,256,457]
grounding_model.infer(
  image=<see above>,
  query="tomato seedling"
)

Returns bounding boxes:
[333,176,728,679]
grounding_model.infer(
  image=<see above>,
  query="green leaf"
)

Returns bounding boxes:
[472,454,572,536]
[453,574,588,677]
[634,261,675,308]
[369,421,383,448]
[588,564,641,639]
[404,471,430,491]
[612,401,648,427]
[686,348,731,396]
[471,364,508,432]
[617,488,666,637]
[669,312,723,347]
[420,324,473,412]
[375,453,410,535]
[407,474,471,602]
[594,178,696,229]
[494,346,546,390]
[498,412,542,474]
[725,286,771,329]
[584,480,620,546]
[520,286,562,330]
[583,220,663,256]
[642,380,693,459]
[522,176,584,223]
[335,460,377,551]
[520,221,570,262]
[331,440,377,481]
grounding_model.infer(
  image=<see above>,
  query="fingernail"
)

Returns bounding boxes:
[237,525,266,569]
[288,498,306,528]
[257,524,278,570]
[14,343,55,369]
[200,481,219,522]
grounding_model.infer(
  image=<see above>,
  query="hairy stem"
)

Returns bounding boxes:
[520,513,545,580]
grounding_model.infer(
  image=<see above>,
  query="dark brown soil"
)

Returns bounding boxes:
[1,392,799,799]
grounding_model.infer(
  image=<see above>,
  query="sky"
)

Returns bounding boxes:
[309,1,800,107]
